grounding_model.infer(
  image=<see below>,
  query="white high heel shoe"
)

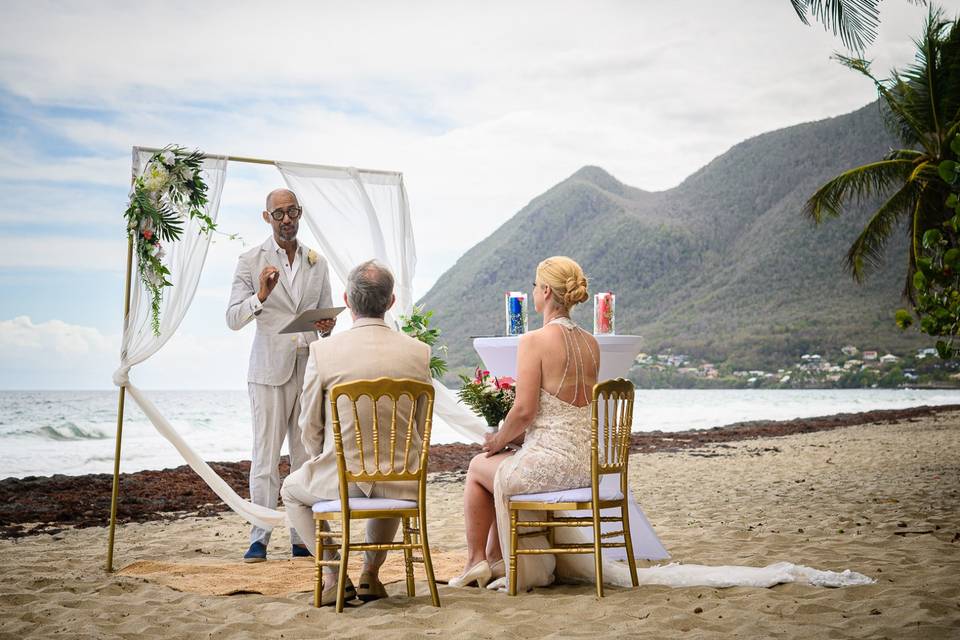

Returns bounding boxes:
[448,560,492,588]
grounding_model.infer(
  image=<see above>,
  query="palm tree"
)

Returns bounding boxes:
[790,0,927,51]
[805,7,960,302]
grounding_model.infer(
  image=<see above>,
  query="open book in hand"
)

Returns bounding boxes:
[278,307,346,334]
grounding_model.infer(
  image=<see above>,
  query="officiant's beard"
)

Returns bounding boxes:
[278,223,297,242]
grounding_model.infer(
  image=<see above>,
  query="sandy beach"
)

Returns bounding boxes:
[1,411,958,639]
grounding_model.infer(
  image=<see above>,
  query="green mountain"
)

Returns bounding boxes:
[419,102,932,375]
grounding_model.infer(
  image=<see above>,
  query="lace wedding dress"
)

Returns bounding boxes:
[490,317,874,592]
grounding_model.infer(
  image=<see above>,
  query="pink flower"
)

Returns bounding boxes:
[143,229,153,240]
[496,376,515,390]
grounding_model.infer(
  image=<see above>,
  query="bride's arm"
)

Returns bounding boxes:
[484,333,540,456]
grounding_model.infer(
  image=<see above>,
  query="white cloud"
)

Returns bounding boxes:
[0,315,252,389]
[0,315,114,354]
[0,236,127,270]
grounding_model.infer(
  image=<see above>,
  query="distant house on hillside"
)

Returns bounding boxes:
[841,345,859,356]
[863,351,878,361]
[916,347,938,359]
[880,354,900,364]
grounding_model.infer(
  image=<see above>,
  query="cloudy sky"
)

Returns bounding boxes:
[0,0,954,389]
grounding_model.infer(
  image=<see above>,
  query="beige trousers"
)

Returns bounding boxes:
[281,478,400,572]
[247,348,311,546]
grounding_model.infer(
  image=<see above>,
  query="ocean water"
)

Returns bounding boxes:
[1,388,958,479]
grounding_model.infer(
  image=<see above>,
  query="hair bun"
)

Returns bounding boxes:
[563,276,589,307]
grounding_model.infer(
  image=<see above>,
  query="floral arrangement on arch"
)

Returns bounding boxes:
[124,146,215,335]
[457,368,516,427]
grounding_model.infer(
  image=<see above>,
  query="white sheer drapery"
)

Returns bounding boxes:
[111,149,282,530]
[276,161,489,444]
[112,149,227,386]
[277,163,415,324]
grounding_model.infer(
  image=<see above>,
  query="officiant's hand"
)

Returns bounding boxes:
[314,318,336,337]
[257,266,280,302]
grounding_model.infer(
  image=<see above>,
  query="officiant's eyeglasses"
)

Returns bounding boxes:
[268,206,302,221]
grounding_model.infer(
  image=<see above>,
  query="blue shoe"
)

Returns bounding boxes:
[292,544,312,558]
[243,541,267,563]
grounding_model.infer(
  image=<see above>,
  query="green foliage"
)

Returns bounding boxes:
[457,369,515,426]
[399,305,448,378]
[807,10,960,358]
[897,132,960,357]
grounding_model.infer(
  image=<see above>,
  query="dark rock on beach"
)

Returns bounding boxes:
[1,404,957,539]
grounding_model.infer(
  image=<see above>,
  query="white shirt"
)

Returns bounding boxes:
[246,237,308,347]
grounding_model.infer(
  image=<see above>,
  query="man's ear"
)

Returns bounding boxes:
[388,294,396,310]
[343,292,350,309]
[262,211,270,224]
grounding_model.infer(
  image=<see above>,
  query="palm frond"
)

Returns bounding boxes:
[938,13,960,138]
[834,54,935,150]
[805,158,915,223]
[791,0,881,51]
[892,7,951,148]
[885,148,925,161]
[845,181,920,281]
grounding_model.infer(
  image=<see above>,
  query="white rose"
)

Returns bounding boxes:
[161,150,176,166]
[143,163,169,192]
[139,217,154,231]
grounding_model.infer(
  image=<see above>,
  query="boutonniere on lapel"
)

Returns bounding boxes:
[307,249,318,267]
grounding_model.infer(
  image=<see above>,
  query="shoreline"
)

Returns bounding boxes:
[3,403,959,539]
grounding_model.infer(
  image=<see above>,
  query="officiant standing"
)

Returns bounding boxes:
[226,188,336,562]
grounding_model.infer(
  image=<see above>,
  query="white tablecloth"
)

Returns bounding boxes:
[473,334,644,382]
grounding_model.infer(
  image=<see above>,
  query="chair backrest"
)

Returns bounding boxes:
[328,378,435,490]
[590,378,635,487]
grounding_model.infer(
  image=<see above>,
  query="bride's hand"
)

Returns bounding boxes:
[482,432,502,457]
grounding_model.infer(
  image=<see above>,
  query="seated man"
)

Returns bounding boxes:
[281,259,432,605]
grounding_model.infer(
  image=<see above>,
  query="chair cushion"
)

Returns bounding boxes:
[312,497,417,513]
[510,486,623,504]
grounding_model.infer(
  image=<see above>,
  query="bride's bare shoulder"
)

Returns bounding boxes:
[519,327,549,347]
[520,325,563,351]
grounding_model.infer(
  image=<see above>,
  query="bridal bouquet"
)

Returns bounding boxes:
[457,368,516,427]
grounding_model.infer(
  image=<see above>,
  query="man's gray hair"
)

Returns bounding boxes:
[346,260,395,318]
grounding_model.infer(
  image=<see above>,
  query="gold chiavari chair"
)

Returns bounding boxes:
[311,378,441,612]
[506,378,639,597]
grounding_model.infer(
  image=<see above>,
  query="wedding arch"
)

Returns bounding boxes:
[106,146,493,571]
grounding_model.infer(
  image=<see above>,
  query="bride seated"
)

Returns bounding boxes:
[450,256,598,591]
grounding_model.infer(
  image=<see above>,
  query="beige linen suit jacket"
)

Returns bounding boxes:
[293,317,432,501]
[225,236,333,386]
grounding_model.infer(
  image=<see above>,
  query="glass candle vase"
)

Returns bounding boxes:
[594,292,616,335]
[505,291,528,335]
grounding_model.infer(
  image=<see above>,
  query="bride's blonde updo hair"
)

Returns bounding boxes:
[536,256,589,309]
